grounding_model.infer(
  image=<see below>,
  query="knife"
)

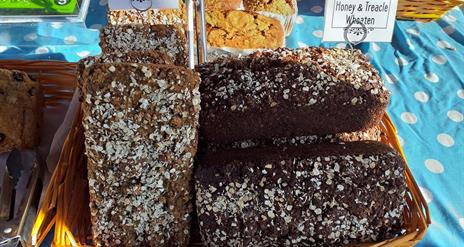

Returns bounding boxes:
[0,150,22,221]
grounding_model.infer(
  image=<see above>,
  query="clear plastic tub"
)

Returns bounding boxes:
[0,0,90,23]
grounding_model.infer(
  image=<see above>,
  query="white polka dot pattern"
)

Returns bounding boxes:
[447,110,463,122]
[24,33,38,41]
[35,47,49,54]
[401,112,418,124]
[395,57,408,66]
[437,134,455,147]
[64,35,77,45]
[385,74,398,84]
[406,28,420,36]
[51,22,64,29]
[295,16,304,24]
[415,91,429,103]
[437,40,456,50]
[310,5,323,13]
[425,73,439,83]
[432,55,447,65]
[419,187,433,203]
[457,90,464,99]
[77,51,91,58]
[425,159,444,174]
[312,30,323,38]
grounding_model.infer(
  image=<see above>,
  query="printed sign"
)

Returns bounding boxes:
[323,0,398,43]
[109,0,179,10]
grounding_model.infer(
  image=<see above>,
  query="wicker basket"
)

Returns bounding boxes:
[397,0,464,21]
[18,61,429,246]
[0,60,76,108]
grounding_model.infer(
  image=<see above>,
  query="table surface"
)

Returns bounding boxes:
[0,0,463,246]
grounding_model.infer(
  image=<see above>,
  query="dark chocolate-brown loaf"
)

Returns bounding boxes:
[195,141,406,246]
[201,125,383,153]
[197,47,390,144]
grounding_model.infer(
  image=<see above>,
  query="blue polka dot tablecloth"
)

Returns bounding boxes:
[1,0,463,246]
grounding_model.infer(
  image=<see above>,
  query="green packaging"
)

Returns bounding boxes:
[0,0,80,15]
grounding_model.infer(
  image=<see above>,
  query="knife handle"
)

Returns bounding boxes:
[0,172,14,221]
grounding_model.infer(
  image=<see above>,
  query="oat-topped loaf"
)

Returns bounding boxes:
[80,50,173,68]
[107,1,186,26]
[197,47,390,144]
[202,126,383,153]
[195,141,406,246]
[78,50,173,77]
[0,69,42,153]
[78,50,174,86]
[206,10,285,49]
[100,24,187,66]
[82,63,201,246]
[244,0,297,15]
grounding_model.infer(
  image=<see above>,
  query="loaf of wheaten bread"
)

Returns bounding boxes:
[100,24,187,66]
[201,126,383,153]
[107,1,186,26]
[82,63,200,246]
[195,141,407,246]
[197,47,390,144]
[77,50,174,92]
[244,0,297,15]
[78,50,173,77]
[0,69,42,153]
[206,10,285,49]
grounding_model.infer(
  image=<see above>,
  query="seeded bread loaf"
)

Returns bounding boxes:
[195,141,406,246]
[0,69,42,153]
[80,50,173,68]
[202,126,383,152]
[206,10,285,49]
[107,1,186,26]
[197,47,390,144]
[78,50,174,88]
[82,63,201,246]
[100,24,187,66]
[244,0,297,15]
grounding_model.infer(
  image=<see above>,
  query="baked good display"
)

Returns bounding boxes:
[243,0,297,15]
[206,0,242,10]
[81,63,201,246]
[100,24,187,66]
[206,10,285,49]
[195,141,407,246]
[0,69,42,153]
[197,47,390,144]
[202,126,383,152]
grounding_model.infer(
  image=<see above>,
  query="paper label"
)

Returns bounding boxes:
[109,0,179,10]
[323,0,398,43]
[0,0,79,14]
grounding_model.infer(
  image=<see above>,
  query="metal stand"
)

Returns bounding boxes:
[186,0,208,68]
